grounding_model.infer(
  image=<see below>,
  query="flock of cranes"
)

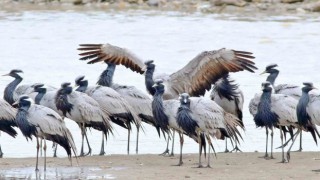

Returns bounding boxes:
[0,43,319,171]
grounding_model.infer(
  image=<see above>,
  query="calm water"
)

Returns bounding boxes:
[0,10,320,158]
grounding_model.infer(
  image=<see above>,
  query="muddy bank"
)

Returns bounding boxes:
[1,0,320,14]
[0,152,320,179]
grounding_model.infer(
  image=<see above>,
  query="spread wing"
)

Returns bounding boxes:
[78,43,145,74]
[168,49,257,97]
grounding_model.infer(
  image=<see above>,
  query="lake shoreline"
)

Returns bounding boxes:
[0,152,320,179]
[1,0,320,15]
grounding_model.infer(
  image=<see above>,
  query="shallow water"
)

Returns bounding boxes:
[0,166,115,179]
[0,10,320,158]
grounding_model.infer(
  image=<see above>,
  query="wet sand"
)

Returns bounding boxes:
[0,152,319,179]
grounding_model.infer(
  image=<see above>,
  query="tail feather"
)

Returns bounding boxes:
[0,119,17,137]
[223,112,244,145]
[306,124,320,145]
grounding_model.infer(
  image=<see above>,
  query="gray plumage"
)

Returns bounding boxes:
[0,98,18,158]
[13,95,77,171]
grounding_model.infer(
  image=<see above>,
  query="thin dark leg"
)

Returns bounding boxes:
[80,126,85,157]
[36,138,40,171]
[159,132,170,156]
[207,137,212,168]
[170,130,175,156]
[297,133,303,152]
[43,139,47,171]
[287,130,301,163]
[0,144,3,158]
[53,143,58,158]
[136,126,139,154]
[270,127,274,159]
[99,132,105,156]
[198,134,203,168]
[279,128,286,163]
[84,128,92,156]
[40,139,42,157]
[224,139,229,153]
[177,133,183,166]
[127,127,130,155]
[263,127,269,158]
[230,140,242,153]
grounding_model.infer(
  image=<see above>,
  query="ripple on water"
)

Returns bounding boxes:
[0,166,118,180]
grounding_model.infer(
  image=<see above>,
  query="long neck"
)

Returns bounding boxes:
[296,91,310,128]
[97,63,116,87]
[254,90,279,128]
[214,75,238,101]
[55,89,73,117]
[266,71,279,87]
[35,89,46,105]
[177,102,198,136]
[4,75,23,105]
[16,106,36,140]
[152,91,169,133]
[145,66,156,95]
[75,81,88,93]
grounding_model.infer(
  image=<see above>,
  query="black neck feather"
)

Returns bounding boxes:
[4,75,23,105]
[266,70,279,86]
[35,88,46,105]
[177,103,198,136]
[16,106,36,140]
[145,66,156,95]
[254,90,279,128]
[152,91,170,133]
[55,89,73,117]
[296,91,311,128]
[97,63,116,87]
[75,80,88,93]
[213,74,239,101]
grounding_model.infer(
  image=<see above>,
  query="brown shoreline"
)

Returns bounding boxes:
[0,152,320,179]
[0,0,320,15]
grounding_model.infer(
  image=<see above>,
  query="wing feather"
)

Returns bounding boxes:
[78,43,145,74]
[168,49,257,97]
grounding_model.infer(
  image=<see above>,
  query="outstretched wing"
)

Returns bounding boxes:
[78,43,145,74]
[168,49,257,97]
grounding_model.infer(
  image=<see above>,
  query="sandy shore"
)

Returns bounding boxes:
[0,152,319,179]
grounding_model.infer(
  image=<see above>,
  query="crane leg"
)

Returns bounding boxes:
[176,133,183,166]
[99,132,105,156]
[159,132,170,156]
[270,127,274,159]
[84,129,92,156]
[261,127,269,159]
[279,128,286,163]
[136,126,139,154]
[0,144,3,158]
[230,140,242,153]
[53,143,58,158]
[197,133,204,168]
[40,139,42,157]
[206,137,212,168]
[43,139,47,171]
[127,127,130,155]
[224,139,229,153]
[294,133,303,152]
[80,127,85,157]
[170,130,175,157]
[35,138,40,171]
[287,130,301,163]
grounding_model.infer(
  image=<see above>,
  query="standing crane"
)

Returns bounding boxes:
[211,74,244,152]
[13,95,77,171]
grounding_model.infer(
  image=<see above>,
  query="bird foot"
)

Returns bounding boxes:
[286,152,291,163]
[159,149,170,156]
[99,151,105,156]
[174,161,183,166]
[169,153,174,157]
[206,164,212,168]
[230,146,242,153]
[278,159,288,163]
[0,153,3,158]
[53,154,57,158]
[197,164,204,168]
[259,153,269,159]
[224,149,230,153]
[85,149,92,156]
[293,148,302,152]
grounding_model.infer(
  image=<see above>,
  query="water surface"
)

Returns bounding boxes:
[0,10,320,158]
